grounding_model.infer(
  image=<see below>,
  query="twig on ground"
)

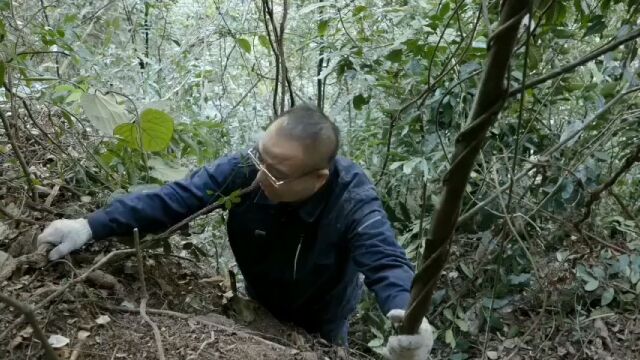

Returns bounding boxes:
[189,331,215,360]
[0,293,58,360]
[0,249,136,341]
[100,303,296,353]
[0,207,45,225]
[134,228,166,360]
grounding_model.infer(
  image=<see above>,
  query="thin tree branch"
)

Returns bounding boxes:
[458,85,640,226]
[0,249,136,341]
[609,189,639,224]
[262,0,280,117]
[574,144,640,228]
[0,293,58,360]
[0,108,37,202]
[134,228,166,360]
[508,27,640,96]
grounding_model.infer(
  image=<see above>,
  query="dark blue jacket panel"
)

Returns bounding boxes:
[87,153,414,334]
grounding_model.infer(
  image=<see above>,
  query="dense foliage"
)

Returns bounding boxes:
[1,0,639,358]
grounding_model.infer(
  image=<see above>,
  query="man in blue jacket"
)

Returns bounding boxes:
[38,104,433,359]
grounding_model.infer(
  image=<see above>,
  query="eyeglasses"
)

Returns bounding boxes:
[247,146,289,187]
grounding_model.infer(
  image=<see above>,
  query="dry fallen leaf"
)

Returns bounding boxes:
[486,351,499,359]
[120,300,135,309]
[0,250,17,281]
[48,334,70,348]
[77,330,91,340]
[95,315,111,325]
[9,327,34,349]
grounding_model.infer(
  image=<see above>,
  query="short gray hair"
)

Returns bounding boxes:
[272,104,340,167]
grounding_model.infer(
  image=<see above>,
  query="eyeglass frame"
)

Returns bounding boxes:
[247,146,324,187]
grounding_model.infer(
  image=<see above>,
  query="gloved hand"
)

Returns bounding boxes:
[37,219,92,260]
[382,309,434,360]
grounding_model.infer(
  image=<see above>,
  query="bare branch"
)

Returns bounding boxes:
[508,28,640,96]
[574,144,640,228]
[458,85,640,226]
[0,108,37,202]
[0,293,58,360]
[134,228,166,360]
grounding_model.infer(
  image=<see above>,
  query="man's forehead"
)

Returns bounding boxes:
[259,132,306,173]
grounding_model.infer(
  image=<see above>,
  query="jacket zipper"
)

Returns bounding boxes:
[293,233,303,280]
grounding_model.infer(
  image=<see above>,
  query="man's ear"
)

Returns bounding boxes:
[313,168,330,191]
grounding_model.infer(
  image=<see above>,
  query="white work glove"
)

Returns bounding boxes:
[382,309,434,360]
[37,219,92,260]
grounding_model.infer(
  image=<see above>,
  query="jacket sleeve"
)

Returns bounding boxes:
[346,186,415,315]
[87,153,247,240]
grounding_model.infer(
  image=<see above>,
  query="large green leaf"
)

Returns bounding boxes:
[236,37,252,54]
[80,94,130,134]
[318,20,329,36]
[353,94,370,111]
[114,108,174,152]
[258,35,271,50]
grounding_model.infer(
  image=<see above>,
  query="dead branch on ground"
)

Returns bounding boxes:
[134,228,166,360]
[0,293,58,360]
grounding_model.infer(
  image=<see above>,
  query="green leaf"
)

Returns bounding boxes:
[353,5,367,16]
[455,318,469,332]
[299,2,331,15]
[148,157,188,182]
[583,15,606,38]
[437,1,451,19]
[352,94,370,111]
[584,279,599,292]
[507,273,531,286]
[258,35,270,50]
[0,61,5,83]
[445,328,456,348]
[385,49,403,63]
[0,19,5,42]
[482,297,510,309]
[460,263,474,278]
[367,337,384,348]
[236,37,252,54]
[80,93,129,135]
[114,109,175,152]
[600,288,614,306]
[318,20,329,36]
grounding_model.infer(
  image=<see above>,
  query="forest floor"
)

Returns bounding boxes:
[2,125,640,360]
[0,226,362,359]
[2,200,639,360]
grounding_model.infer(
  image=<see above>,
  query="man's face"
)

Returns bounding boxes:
[253,121,329,203]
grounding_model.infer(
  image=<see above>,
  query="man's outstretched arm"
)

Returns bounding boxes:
[39,154,246,259]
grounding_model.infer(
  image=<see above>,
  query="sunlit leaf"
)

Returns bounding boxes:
[236,37,252,54]
[114,109,174,152]
[258,35,271,50]
[353,5,367,16]
[445,328,456,348]
[601,288,614,306]
[385,49,403,63]
[318,20,329,36]
[80,93,129,135]
[299,2,331,15]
